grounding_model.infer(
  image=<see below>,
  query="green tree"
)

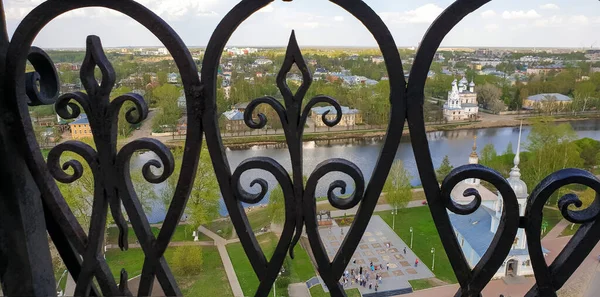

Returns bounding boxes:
[157,71,168,85]
[477,83,505,112]
[573,81,596,112]
[383,160,412,210]
[436,155,454,183]
[522,118,583,193]
[479,144,497,167]
[267,185,285,224]
[160,148,220,230]
[504,142,514,156]
[172,246,203,275]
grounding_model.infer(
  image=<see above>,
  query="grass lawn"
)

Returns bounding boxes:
[316,190,426,212]
[541,206,563,237]
[106,224,211,245]
[105,246,232,296]
[309,285,361,297]
[408,279,435,291]
[227,233,315,297]
[560,223,580,237]
[377,207,458,284]
[206,208,273,241]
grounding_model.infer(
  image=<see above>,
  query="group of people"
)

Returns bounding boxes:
[341,265,384,292]
[337,245,421,292]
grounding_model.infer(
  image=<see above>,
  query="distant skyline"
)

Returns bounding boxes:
[4,0,600,49]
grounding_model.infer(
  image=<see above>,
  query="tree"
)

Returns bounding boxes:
[522,118,583,194]
[172,246,203,275]
[477,83,504,112]
[160,148,220,230]
[152,84,180,107]
[504,142,513,156]
[573,81,596,112]
[480,144,497,167]
[436,155,454,183]
[384,160,412,211]
[267,185,285,224]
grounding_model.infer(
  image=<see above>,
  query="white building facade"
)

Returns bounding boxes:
[448,128,547,279]
[443,77,479,122]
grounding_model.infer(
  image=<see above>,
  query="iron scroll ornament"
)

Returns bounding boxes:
[5,0,203,296]
[201,0,406,295]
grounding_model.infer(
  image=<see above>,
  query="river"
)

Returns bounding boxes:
[136,119,600,223]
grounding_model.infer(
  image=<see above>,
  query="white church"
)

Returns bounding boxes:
[448,127,548,278]
[443,77,479,122]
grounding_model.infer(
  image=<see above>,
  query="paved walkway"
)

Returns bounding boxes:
[197,226,244,297]
[330,200,425,218]
[543,218,569,240]
[288,283,311,297]
[319,215,433,295]
[105,241,214,250]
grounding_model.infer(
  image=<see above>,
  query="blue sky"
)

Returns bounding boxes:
[4,0,600,48]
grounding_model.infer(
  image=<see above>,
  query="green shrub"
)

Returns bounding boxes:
[172,246,203,275]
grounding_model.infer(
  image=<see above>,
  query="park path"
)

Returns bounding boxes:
[197,226,245,297]
[330,199,425,218]
[104,240,214,250]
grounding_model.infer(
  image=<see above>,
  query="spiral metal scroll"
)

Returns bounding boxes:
[5,1,203,295]
[440,165,520,296]
[201,0,405,295]
[524,169,600,297]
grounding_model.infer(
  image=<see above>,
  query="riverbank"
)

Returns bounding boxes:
[161,113,600,149]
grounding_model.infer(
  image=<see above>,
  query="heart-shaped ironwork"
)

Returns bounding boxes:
[524,169,600,297]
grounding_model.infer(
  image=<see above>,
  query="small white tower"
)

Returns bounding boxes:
[503,122,528,249]
[466,136,480,185]
[469,81,475,93]
[448,80,461,108]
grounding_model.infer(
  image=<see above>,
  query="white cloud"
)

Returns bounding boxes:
[379,4,444,24]
[534,15,564,27]
[258,4,274,13]
[334,16,344,22]
[540,4,560,10]
[502,10,541,20]
[480,10,496,19]
[484,24,499,31]
[569,15,589,25]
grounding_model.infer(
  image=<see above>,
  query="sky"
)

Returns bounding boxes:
[3,0,600,48]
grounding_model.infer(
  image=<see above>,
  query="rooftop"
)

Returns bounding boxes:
[311,105,359,115]
[68,114,89,125]
[223,109,244,121]
[527,93,572,102]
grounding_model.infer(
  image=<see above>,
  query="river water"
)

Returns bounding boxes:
[136,119,600,223]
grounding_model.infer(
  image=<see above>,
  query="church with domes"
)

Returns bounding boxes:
[443,77,479,122]
[448,126,548,278]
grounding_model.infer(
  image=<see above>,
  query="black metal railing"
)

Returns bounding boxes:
[0,0,599,297]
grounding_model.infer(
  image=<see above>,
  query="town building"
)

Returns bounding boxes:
[526,65,565,75]
[311,106,362,127]
[523,93,572,110]
[69,114,92,139]
[443,77,479,122]
[449,130,548,278]
[167,72,178,84]
[221,109,246,132]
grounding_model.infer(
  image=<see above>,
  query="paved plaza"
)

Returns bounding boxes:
[317,215,434,295]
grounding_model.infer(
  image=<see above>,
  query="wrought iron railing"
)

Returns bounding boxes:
[0,0,599,296]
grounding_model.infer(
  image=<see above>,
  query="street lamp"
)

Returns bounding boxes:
[409,227,414,249]
[392,206,398,230]
[431,247,436,271]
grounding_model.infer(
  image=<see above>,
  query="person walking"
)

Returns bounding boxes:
[386,262,389,270]
[369,282,372,290]
[359,266,363,275]
[404,247,407,254]
[415,258,419,267]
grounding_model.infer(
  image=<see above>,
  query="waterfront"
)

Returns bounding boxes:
[139,119,600,223]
